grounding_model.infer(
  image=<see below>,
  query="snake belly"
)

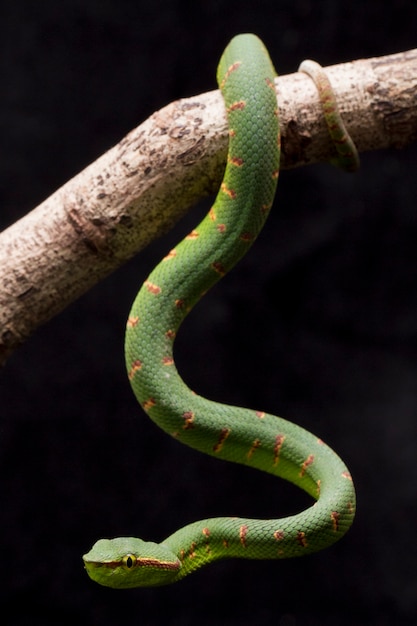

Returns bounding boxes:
[83,33,356,589]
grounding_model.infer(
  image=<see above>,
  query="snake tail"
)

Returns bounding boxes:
[298,59,359,172]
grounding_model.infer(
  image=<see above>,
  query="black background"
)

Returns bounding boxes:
[1,1,417,624]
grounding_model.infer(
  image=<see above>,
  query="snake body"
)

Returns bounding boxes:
[83,34,356,588]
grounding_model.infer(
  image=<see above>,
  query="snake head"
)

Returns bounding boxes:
[83,537,181,588]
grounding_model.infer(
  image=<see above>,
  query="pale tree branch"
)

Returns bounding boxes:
[1,48,417,365]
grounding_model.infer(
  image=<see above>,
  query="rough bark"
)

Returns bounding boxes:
[1,48,417,365]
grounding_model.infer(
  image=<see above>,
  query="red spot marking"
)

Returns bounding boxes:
[209,208,216,221]
[331,511,340,532]
[228,155,244,167]
[342,471,353,481]
[182,411,195,430]
[163,249,176,260]
[211,261,226,276]
[256,411,265,419]
[213,427,231,453]
[128,359,142,380]
[265,77,275,90]
[296,531,308,548]
[175,299,185,309]
[144,281,161,295]
[165,330,176,340]
[316,479,321,496]
[247,438,261,459]
[162,356,174,366]
[300,454,315,477]
[348,501,355,515]
[202,529,212,552]
[220,61,242,88]
[227,100,246,112]
[273,530,284,541]
[142,398,156,411]
[223,539,229,549]
[261,203,272,214]
[272,169,279,179]
[229,129,236,138]
[188,542,197,559]
[273,434,285,465]
[239,525,248,547]
[217,223,227,233]
[221,182,237,199]
[322,93,335,107]
[186,230,199,239]
[127,316,139,328]
[240,231,254,243]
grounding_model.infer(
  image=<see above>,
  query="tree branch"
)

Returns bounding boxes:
[1,48,417,365]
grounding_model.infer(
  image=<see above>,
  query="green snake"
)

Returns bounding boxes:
[83,34,356,588]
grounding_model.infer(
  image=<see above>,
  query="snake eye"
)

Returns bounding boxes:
[122,554,137,569]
